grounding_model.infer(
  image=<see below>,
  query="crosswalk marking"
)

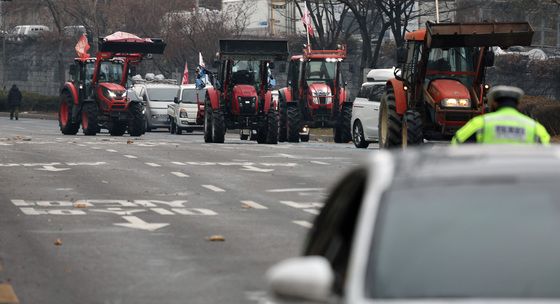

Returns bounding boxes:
[241,200,268,210]
[145,162,161,167]
[293,220,313,228]
[171,172,189,178]
[202,185,225,192]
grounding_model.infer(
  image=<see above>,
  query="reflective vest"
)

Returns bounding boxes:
[451,107,550,145]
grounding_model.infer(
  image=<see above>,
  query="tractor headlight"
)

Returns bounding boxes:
[107,90,117,98]
[441,98,471,108]
[180,108,188,118]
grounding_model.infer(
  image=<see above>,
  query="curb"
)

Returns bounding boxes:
[0,112,57,120]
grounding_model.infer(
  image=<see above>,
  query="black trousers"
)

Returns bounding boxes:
[9,105,19,119]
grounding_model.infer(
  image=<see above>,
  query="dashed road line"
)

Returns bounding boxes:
[77,144,86,147]
[279,201,323,209]
[171,161,186,165]
[124,155,137,159]
[241,200,268,210]
[91,147,101,150]
[303,209,321,215]
[171,172,189,178]
[267,188,324,193]
[310,160,330,165]
[293,220,313,228]
[0,283,19,303]
[145,162,161,167]
[202,185,226,192]
[106,149,118,153]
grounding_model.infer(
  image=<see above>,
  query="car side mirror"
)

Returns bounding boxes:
[484,50,495,67]
[142,95,147,102]
[267,256,334,302]
[396,47,407,65]
[174,97,179,104]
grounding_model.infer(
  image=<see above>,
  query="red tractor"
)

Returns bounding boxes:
[278,45,350,143]
[204,39,289,144]
[58,32,166,136]
[379,21,534,148]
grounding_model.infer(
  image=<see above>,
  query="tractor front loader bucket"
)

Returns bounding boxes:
[219,39,289,61]
[426,21,534,48]
[98,38,166,54]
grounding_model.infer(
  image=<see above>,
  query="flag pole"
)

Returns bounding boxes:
[435,0,440,23]
[304,1,311,49]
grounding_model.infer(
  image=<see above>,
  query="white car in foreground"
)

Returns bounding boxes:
[168,84,208,134]
[351,68,395,148]
[268,146,560,303]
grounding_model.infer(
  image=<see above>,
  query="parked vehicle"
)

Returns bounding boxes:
[268,145,560,303]
[11,25,50,41]
[351,68,394,148]
[167,84,208,134]
[63,25,87,37]
[131,74,179,131]
[58,32,166,137]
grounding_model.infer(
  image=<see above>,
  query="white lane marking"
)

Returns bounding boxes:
[114,216,169,231]
[304,209,321,215]
[36,165,70,172]
[241,165,274,173]
[202,185,225,192]
[145,162,161,167]
[171,172,189,178]
[293,220,313,228]
[310,160,330,165]
[267,188,324,193]
[106,149,118,153]
[55,188,73,191]
[171,161,186,165]
[77,144,86,147]
[66,162,106,166]
[279,201,324,209]
[151,208,175,215]
[124,155,138,159]
[91,147,101,150]
[241,200,268,210]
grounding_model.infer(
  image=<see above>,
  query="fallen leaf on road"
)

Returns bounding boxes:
[22,138,31,141]
[54,239,63,246]
[73,203,87,208]
[127,140,134,144]
[207,235,225,242]
[241,203,252,209]
[102,139,110,141]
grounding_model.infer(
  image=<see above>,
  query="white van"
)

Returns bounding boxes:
[351,68,395,148]
[12,25,50,40]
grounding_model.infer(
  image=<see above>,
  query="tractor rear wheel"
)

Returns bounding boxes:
[58,92,79,135]
[203,101,213,143]
[334,104,352,143]
[278,96,287,142]
[81,103,98,136]
[211,109,225,143]
[379,88,402,149]
[402,110,423,148]
[266,109,278,144]
[109,122,127,136]
[128,102,146,137]
[286,104,300,143]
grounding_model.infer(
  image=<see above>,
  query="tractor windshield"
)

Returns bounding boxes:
[305,60,337,85]
[426,47,477,86]
[231,60,260,86]
[98,61,124,84]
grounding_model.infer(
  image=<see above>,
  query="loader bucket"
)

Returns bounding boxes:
[98,36,166,54]
[426,21,534,48]
[219,39,289,61]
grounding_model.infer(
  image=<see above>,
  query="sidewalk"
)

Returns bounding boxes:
[0,111,57,120]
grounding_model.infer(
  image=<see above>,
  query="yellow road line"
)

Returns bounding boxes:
[0,283,19,304]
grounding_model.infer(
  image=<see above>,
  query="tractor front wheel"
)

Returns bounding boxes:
[402,110,423,148]
[278,96,287,142]
[266,109,279,144]
[379,88,402,149]
[109,122,127,136]
[81,103,98,136]
[286,104,300,143]
[128,102,146,137]
[211,109,225,143]
[58,92,79,135]
[203,100,213,143]
[334,104,352,143]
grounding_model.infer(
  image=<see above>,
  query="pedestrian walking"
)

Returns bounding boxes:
[8,84,22,120]
[452,85,550,145]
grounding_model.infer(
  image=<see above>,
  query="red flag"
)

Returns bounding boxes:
[182,61,189,84]
[75,34,90,60]
[301,5,314,37]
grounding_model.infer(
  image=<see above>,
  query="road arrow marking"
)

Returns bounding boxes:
[114,216,169,231]
[36,165,70,172]
[241,165,274,173]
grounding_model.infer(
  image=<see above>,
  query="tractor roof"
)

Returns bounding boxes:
[303,45,346,60]
[219,39,289,61]
[410,21,535,48]
[98,32,166,54]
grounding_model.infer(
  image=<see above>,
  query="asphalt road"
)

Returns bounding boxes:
[0,117,374,304]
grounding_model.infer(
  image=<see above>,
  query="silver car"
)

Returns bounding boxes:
[133,83,179,131]
[268,145,560,303]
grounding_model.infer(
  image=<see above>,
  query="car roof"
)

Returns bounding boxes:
[366,68,395,82]
[390,145,560,185]
[135,83,179,89]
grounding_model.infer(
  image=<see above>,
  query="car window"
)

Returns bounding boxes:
[366,182,560,299]
[181,89,200,103]
[368,85,385,101]
[147,88,178,101]
[304,168,367,295]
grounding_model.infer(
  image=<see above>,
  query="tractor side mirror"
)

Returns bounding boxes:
[396,47,407,65]
[129,66,137,76]
[174,97,179,104]
[484,50,495,67]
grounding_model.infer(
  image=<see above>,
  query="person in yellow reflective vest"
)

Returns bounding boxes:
[451,85,550,145]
